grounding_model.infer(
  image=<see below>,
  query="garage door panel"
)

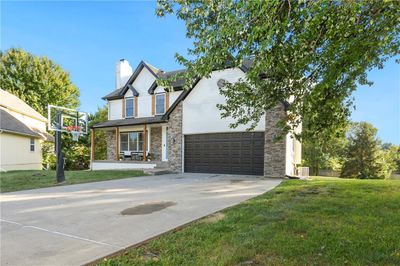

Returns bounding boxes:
[184,132,264,175]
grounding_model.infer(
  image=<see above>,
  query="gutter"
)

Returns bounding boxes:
[0,128,42,138]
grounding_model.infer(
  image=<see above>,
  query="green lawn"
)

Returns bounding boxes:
[0,170,146,193]
[99,177,400,266]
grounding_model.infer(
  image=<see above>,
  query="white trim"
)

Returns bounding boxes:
[119,131,143,153]
[181,134,184,173]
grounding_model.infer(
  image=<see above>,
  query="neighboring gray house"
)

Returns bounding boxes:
[91,59,301,177]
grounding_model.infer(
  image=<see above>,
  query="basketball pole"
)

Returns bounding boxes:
[55,110,65,183]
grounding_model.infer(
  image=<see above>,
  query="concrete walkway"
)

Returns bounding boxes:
[0,173,281,265]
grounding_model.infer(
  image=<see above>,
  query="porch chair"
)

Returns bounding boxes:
[130,151,143,161]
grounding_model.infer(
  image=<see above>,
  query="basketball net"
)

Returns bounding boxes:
[66,125,81,141]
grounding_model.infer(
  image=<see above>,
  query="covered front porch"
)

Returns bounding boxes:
[90,120,169,170]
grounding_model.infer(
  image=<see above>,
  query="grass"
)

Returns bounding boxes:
[0,169,146,193]
[99,177,400,266]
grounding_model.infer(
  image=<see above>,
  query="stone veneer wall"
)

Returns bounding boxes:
[150,127,162,161]
[106,131,116,160]
[168,102,183,172]
[264,103,287,178]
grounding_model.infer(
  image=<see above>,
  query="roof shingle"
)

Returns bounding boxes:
[0,109,42,138]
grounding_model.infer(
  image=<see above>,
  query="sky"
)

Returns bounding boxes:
[1,1,399,144]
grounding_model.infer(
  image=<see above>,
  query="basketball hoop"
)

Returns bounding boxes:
[66,125,81,141]
[48,105,89,183]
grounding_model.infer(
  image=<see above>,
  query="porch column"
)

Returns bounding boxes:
[91,128,95,162]
[143,124,147,161]
[115,127,119,161]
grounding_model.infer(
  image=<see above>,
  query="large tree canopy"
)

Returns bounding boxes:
[157,0,400,138]
[0,48,79,115]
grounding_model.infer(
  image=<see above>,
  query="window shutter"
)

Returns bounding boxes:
[122,99,125,118]
[165,92,170,111]
[134,96,138,117]
[151,95,155,116]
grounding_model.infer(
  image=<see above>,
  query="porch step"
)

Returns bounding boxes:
[155,161,169,169]
[143,168,174,176]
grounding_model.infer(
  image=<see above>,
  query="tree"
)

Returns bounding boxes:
[1,48,84,170]
[341,122,394,179]
[61,106,108,169]
[302,118,348,175]
[88,106,108,160]
[0,48,79,115]
[382,143,400,174]
[156,0,400,138]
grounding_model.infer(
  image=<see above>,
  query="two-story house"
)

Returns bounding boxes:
[91,59,301,177]
[0,89,52,171]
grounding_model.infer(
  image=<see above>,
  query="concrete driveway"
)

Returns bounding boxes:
[0,173,281,265]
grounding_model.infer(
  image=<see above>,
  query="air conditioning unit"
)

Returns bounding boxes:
[297,167,310,178]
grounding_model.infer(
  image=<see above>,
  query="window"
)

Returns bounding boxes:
[120,132,143,151]
[120,133,129,151]
[30,138,35,152]
[155,93,165,115]
[125,97,134,118]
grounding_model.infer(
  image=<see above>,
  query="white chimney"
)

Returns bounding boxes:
[116,59,133,89]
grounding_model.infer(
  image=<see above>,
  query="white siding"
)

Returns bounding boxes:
[154,86,165,94]
[182,68,265,135]
[125,89,133,97]
[169,91,182,108]
[294,139,302,164]
[285,134,294,176]
[109,100,122,120]
[285,132,302,176]
[138,96,152,117]
[293,123,302,165]
[107,67,185,119]
[0,133,42,171]
[132,67,156,96]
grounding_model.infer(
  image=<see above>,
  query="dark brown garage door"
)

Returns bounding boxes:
[184,132,264,175]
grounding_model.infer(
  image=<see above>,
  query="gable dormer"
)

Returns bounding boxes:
[104,60,184,120]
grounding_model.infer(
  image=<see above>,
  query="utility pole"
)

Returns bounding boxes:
[55,111,65,183]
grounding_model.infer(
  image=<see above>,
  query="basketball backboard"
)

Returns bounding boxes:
[48,105,88,134]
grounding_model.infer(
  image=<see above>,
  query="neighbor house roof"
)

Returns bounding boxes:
[0,109,42,138]
[0,89,47,122]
